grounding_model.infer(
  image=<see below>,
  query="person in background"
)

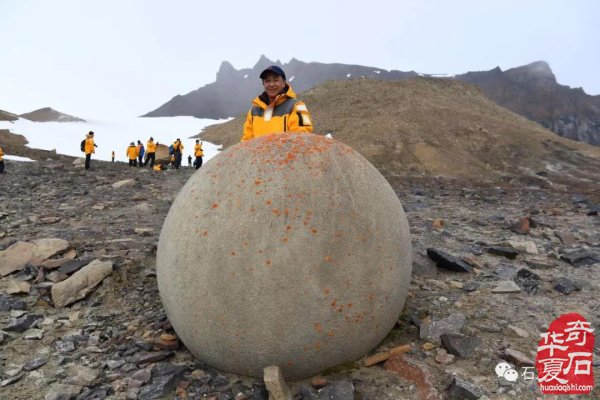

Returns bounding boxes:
[187,155,192,167]
[84,131,98,170]
[0,145,5,173]
[111,150,115,162]
[194,140,204,169]
[172,138,184,169]
[241,65,313,141]
[137,140,145,167]
[146,137,157,168]
[127,142,138,167]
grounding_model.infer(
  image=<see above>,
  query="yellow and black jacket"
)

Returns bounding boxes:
[146,140,157,153]
[84,136,95,155]
[241,85,313,141]
[126,145,138,160]
[0,146,4,161]
[194,143,204,157]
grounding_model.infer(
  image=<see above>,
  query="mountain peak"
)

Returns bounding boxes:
[216,61,237,80]
[20,107,85,123]
[254,55,275,70]
[506,60,556,84]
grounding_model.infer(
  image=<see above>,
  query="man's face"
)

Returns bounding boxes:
[262,73,285,99]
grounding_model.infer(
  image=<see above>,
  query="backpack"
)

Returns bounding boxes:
[168,144,174,155]
[80,139,86,152]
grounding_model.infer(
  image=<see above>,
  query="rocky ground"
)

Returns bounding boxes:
[0,157,599,400]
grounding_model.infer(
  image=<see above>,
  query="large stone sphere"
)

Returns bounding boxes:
[157,133,412,379]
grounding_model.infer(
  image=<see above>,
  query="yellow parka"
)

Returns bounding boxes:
[84,136,95,155]
[0,146,4,161]
[194,143,204,157]
[241,85,313,141]
[173,140,184,152]
[126,145,138,160]
[147,140,157,153]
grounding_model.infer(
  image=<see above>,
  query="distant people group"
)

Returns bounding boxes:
[73,64,310,172]
[0,145,4,173]
[79,133,204,171]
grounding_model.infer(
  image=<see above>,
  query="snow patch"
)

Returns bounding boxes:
[0,116,228,163]
[289,75,295,82]
[346,73,351,78]
[3,155,35,162]
[243,74,248,78]
[373,70,381,74]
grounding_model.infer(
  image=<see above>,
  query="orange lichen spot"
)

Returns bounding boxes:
[330,299,337,308]
[265,259,272,266]
[313,323,323,333]
[324,288,330,295]
[203,230,208,236]
[368,293,374,301]
[243,241,249,246]
[324,255,333,263]
[314,342,321,350]
[282,237,289,243]
[272,209,281,216]
[229,272,236,277]
[287,361,293,366]
[334,231,343,237]
[265,200,272,206]
[311,228,318,234]
[230,251,236,256]
[254,178,262,185]
[286,225,292,231]
[212,203,219,209]
[284,208,290,216]
[250,207,256,213]
[347,303,353,308]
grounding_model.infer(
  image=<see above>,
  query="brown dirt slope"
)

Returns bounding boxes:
[198,77,600,181]
[0,109,19,121]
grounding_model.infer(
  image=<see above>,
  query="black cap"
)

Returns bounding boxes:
[260,65,286,80]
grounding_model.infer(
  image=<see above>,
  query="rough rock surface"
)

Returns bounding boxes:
[1,154,599,399]
[157,134,412,379]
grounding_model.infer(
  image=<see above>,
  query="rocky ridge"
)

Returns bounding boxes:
[0,155,599,399]
[198,78,600,184]
[144,56,600,146]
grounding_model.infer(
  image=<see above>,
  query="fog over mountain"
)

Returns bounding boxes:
[145,56,600,146]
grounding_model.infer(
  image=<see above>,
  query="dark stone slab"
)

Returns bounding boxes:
[0,293,27,312]
[560,248,600,267]
[487,246,518,259]
[58,259,89,274]
[441,333,481,358]
[514,268,540,295]
[138,372,181,400]
[553,278,581,295]
[447,377,483,400]
[426,248,473,273]
[4,314,43,332]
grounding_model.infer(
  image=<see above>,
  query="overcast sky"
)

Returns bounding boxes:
[1,0,598,119]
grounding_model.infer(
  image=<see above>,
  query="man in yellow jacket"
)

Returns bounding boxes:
[84,131,97,170]
[194,139,204,169]
[172,138,184,169]
[146,137,157,167]
[126,142,139,167]
[0,145,4,173]
[241,65,313,141]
